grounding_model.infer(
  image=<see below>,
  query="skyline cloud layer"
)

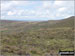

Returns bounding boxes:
[1,0,74,21]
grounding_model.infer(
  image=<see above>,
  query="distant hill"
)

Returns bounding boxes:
[0,16,75,56]
[0,16,74,33]
[0,16,75,30]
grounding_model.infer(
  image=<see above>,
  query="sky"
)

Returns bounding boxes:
[1,0,74,21]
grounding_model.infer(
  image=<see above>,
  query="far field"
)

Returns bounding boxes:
[0,16,75,56]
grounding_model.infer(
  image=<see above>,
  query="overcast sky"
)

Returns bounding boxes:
[1,0,74,21]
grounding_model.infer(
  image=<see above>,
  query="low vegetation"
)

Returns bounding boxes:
[0,16,74,56]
